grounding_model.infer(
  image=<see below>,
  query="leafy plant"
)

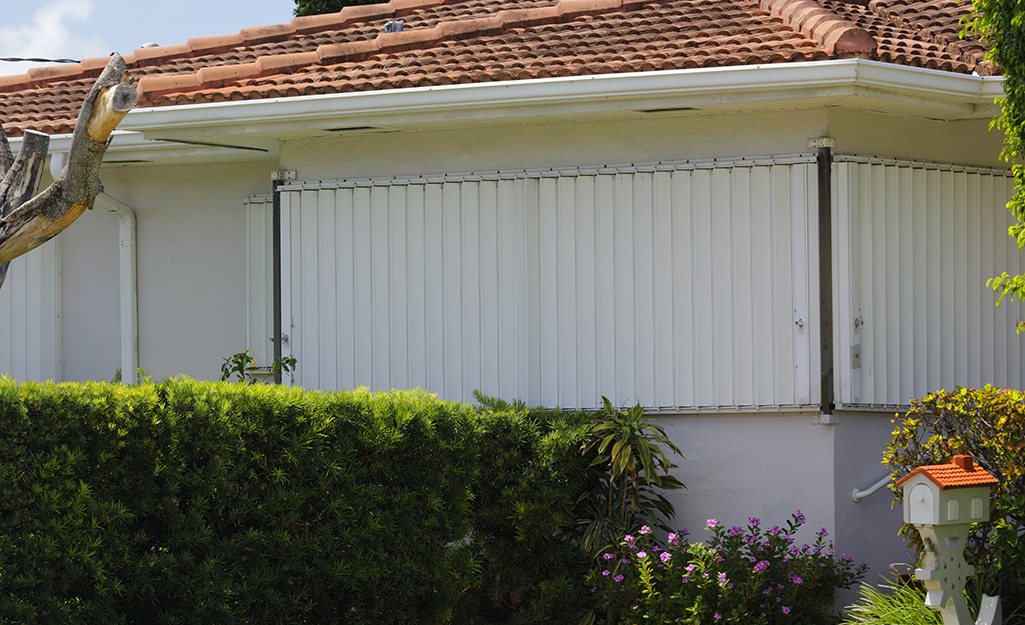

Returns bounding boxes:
[884,386,1025,621]
[580,397,685,559]
[592,513,866,625]
[842,571,943,625]
[963,0,1025,316]
[271,354,297,379]
[220,349,259,382]
[220,350,297,384]
[110,367,153,384]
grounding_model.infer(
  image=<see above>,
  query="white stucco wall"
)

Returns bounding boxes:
[58,159,278,382]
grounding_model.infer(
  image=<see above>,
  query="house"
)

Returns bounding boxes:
[0,0,1021,589]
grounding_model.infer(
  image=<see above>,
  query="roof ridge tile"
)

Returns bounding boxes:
[240,23,298,46]
[187,34,246,55]
[133,43,193,67]
[760,0,876,55]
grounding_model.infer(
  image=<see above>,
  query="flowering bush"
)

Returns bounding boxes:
[591,512,867,625]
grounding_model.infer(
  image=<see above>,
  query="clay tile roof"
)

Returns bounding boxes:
[0,0,994,137]
[895,455,1000,490]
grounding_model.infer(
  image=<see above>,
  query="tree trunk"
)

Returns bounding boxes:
[0,54,136,289]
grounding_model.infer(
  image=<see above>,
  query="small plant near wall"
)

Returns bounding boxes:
[580,397,685,560]
[220,350,297,384]
[842,570,943,625]
[591,512,866,625]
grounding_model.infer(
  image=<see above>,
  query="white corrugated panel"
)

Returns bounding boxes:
[245,195,275,368]
[0,240,61,381]
[281,159,819,409]
[835,158,1023,407]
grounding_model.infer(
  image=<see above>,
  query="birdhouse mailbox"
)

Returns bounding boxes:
[896,455,996,526]
[895,455,1001,625]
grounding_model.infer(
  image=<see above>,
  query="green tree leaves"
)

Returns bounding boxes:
[966,0,1025,319]
[293,0,386,16]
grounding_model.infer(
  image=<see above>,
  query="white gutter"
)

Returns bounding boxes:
[15,59,1004,165]
[116,59,1005,139]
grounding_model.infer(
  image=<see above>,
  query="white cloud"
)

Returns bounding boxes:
[0,0,106,70]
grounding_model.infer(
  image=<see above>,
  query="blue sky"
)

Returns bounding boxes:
[0,0,297,75]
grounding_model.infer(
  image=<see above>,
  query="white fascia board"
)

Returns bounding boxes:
[117,59,1003,137]
[13,60,1003,160]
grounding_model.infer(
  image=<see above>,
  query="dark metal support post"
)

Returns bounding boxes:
[816,141,835,416]
[272,175,283,384]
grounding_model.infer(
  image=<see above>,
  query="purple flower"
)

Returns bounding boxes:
[789,573,804,585]
[769,525,780,535]
[818,526,829,537]
[714,613,722,620]
[749,517,761,526]
[706,519,719,529]
[795,510,805,524]
[668,533,679,545]
[753,560,769,573]
[624,534,634,542]
[685,564,696,573]
[717,572,727,585]
[603,553,614,560]
[782,606,791,614]
[602,570,610,576]
[614,574,624,582]
[637,551,647,559]
[640,525,651,535]
[660,552,671,563]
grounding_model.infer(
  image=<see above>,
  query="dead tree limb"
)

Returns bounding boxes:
[0,54,136,288]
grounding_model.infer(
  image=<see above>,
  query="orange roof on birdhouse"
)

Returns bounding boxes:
[895,455,999,490]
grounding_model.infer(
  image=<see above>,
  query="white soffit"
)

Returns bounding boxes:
[17,59,1004,164]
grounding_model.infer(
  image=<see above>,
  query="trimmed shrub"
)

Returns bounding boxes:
[0,379,479,624]
[884,385,1025,622]
[455,405,601,625]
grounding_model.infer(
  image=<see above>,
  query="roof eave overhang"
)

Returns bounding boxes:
[17,59,1005,165]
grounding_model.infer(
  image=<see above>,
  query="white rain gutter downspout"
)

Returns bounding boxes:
[53,151,140,385]
[97,193,139,385]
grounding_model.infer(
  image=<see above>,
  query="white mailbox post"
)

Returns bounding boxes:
[895,455,1002,625]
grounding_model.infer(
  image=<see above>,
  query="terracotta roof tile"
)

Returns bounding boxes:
[895,455,1000,490]
[0,0,993,136]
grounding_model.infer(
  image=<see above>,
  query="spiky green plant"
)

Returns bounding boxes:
[842,575,943,625]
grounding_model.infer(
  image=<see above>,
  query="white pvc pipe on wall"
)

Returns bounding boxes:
[95,193,139,385]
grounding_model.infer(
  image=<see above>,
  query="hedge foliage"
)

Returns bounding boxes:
[0,378,600,624]
[884,386,1025,620]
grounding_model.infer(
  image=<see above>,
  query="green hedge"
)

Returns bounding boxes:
[0,379,598,624]
[455,406,600,625]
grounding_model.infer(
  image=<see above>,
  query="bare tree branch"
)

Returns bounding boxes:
[0,54,136,272]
